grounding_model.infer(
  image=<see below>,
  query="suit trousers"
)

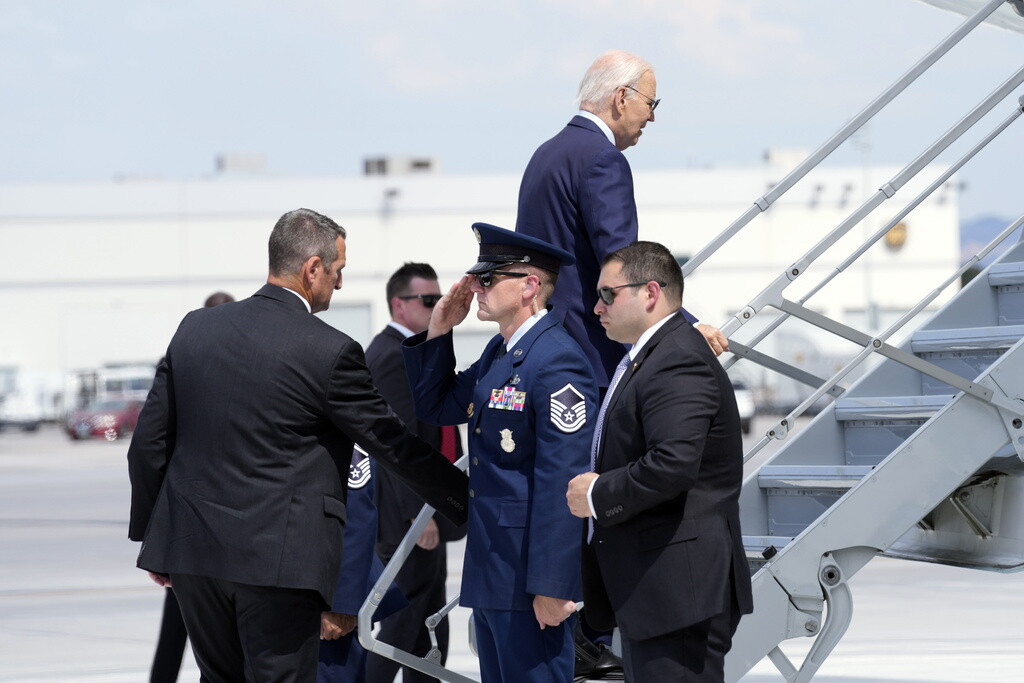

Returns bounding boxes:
[619,606,742,683]
[150,588,188,683]
[171,573,323,683]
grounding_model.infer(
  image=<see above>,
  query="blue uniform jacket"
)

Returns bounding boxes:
[402,314,597,611]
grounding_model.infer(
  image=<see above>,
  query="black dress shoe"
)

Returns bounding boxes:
[574,622,624,681]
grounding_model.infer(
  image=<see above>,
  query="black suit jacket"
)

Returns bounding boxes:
[127,284,468,606]
[584,313,753,640]
[364,325,466,559]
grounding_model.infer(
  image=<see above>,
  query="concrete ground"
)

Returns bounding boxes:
[2,420,1023,682]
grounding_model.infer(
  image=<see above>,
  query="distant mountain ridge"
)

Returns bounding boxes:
[961,214,1021,266]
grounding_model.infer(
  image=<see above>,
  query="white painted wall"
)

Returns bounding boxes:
[0,162,960,405]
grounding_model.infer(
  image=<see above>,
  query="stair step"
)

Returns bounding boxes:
[989,263,1024,325]
[911,325,1024,394]
[743,535,793,571]
[910,325,1024,353]
[835,396,952,465]
[833,395,950,421]
[743,535,793,557]
[759,466,873,537]
[758,465,873,489]
[987,261,1024,286]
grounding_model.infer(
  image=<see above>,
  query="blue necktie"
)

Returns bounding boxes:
[590,354,631,472]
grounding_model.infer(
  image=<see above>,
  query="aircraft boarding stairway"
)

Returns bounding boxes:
[714,2,1024,679]
[353,2,1024,681]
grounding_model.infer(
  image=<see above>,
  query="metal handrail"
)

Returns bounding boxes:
[723,94,1024,378]
[681,0,1008,279]
[357,455,477,683]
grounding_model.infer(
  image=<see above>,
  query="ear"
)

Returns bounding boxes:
[613,86,628,114]
[644,281,661,312]
[523,274,541,298]
[302,256,322,286]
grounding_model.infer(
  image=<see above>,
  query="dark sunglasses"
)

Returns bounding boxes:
[597,281,666,306]
[397,293,442,307]
[473,270,530,288]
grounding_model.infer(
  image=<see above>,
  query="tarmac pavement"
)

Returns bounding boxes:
[2,420,1023,682]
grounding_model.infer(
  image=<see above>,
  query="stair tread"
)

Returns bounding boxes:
[988,261,1024,286]
[834,394,952,420]
[758,465,872,489]
[911,324,1024,352]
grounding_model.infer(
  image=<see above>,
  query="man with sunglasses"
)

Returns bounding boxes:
[402,224,598,683]
[364,262,466,683]
[515,50,727,397]
[566,241,752,682]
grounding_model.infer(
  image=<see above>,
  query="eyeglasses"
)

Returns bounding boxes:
[397,293,442,307]
[473,270,530,288]
[623,84,660,113]
[596,281,666,306]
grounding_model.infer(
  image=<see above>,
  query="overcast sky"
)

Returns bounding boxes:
[2,0,1022,221]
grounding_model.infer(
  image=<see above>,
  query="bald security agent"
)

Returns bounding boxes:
[402,224,598,683]
[128,208,468,683]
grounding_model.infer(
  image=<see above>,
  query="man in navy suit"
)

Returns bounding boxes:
[403,224,598,683]
[567,241,752,682]
[128,208,468,683]
[516,50,726,391]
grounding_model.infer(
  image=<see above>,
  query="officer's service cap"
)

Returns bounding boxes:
[466,223,575,275]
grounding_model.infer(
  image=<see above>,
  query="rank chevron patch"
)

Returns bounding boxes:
[550,383,587,434]
[348,444,371,489]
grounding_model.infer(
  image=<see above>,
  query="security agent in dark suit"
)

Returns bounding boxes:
[127,208,469,683]
[402,224,598,683]
[566,241,753,682]
[516,49,728,390]
[363,262,466,683]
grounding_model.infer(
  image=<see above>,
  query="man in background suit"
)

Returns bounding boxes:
[128,208,468,682]
[365,262,466,683]
[566,241,753,682]
[516,49,727,392]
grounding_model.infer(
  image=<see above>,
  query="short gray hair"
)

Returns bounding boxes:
[576,50,654,112]
[268,209,346,277]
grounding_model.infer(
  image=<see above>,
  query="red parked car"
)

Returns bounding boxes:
[66,398,142,441]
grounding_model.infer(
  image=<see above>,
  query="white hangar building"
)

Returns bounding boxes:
[0,151,960,410]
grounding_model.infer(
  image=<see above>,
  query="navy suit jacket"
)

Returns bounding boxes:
[516,115,638,387]
[127,284,468,606]
[583,314,753,641]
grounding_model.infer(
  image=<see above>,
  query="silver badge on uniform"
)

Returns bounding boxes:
[348,444,371,489]
[500,428,516,453]
[549,383,587,434]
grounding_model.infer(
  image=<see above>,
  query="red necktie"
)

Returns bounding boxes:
[440,425,458,463]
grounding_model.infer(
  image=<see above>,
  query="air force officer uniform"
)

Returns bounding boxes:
[402,225,598,683]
